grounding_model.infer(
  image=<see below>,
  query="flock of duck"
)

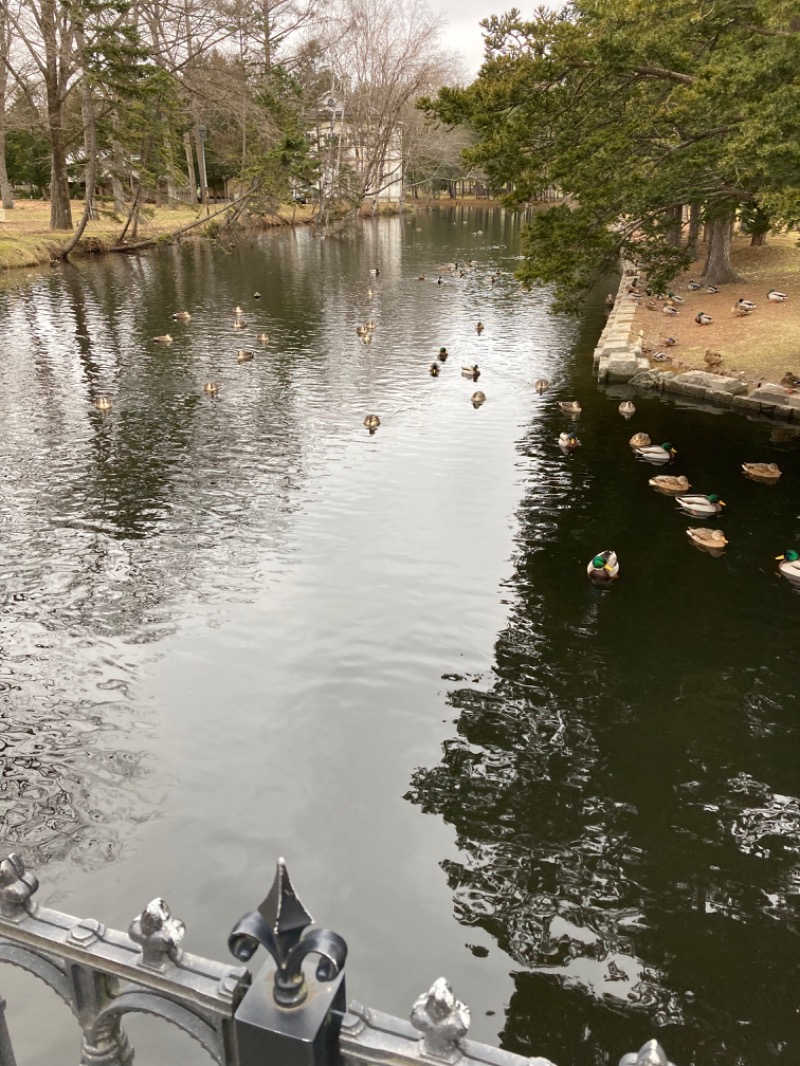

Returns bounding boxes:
[534,383,799,588]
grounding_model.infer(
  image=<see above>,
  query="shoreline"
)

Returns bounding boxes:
[595,245,800,426]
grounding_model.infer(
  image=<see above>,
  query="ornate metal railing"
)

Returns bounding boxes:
[0,852,674,1066]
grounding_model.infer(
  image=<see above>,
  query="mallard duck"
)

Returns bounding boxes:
[667,292,684,305]
[776,550,800,582]
[233,320,248,330]
[93,396,113,412]
[471,391,486,406]
[429,363,440,377]
[356,325,368,337]
[172,311,191,321]
[649,474,690,494]
[695,312,713,325]
[732,304,752,317]
[153,334,173,344]
[417,275,426,281]
[780,371,800,388]
[653,351,670,362]
[462,365,480,380]
[365,321,375,331]
[676,493,725,517]
[742,462,781,481]
[234,305,244,315]
[364,414,381,431]
[438,347,449,361]
[664,336,677,346]
[767,289,788,302]
[706,285,720,294]
[369,268,380,276]
[704,349,723,367]
[687,527,728,551]
[475,322,484,333]
[361,333,372,345]
[662,305,679,316]
[204,381,219,395]
[635,442,676,464]
[645,299,660,311]
[258,333,269,344]
[629,432,651,448]
[237,349,254,362]
[534,379,549,393]
[559,431,581,451]
[736,298,756,311]
[367,288,374,298]
[559,400,581,415]
[253,291,262,299]
[619,400,636,417]
[605,293,615,309]
[587,550,619,582]
[688,280,702,291]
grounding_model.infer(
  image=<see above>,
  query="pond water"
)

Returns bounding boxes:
[1,209,799,1065]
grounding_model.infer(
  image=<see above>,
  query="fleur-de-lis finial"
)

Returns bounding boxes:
[411,978,470,1061]
[129,898,185,970]
[0,853,39,921]
[228,858,347,1007]
[619,1040,674,1066]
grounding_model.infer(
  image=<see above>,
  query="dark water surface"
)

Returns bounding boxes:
[1,210,798,1065]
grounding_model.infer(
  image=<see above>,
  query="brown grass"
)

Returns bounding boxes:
[631,233,800,387]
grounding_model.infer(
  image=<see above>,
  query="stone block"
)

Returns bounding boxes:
[750,384,790,404]
[605,356,641,382]
[670,371,746,395]
[706,390,734,408]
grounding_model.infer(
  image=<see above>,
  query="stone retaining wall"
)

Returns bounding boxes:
[594,270,800,423]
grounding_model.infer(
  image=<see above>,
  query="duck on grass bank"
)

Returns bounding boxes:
[587,550,619,582]
[768,290,788,302]
[619,400,635,418]
[629,432,651,448]
[687,527,728,554]
[635,442,676,464]
[704,350,723,368]
[695,312,713,326]
[559,431,580,451]
[776,550,800,583]
[676,493,725,517]
[736,298,757,312]
[742,462,781,482]
[649,474,690,495]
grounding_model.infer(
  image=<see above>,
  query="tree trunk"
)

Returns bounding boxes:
[687,202,701,255]
[750,232,767,246]
[60,57,98,256]
[0,18,13,210]
[0,125,13,209]
[47,80,73,229]
[111,173,126,214]
[665,203,682,246]
[183,132,197,201]
[703,218,739,285]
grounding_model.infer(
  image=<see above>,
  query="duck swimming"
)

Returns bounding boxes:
[534,379,549,393]
[438,347,449,361]
[619,400,636,417]
[649,474,690,494]
[742,462,781,481]
[364,414,381,432]
[258,333,269,343]
[462,365,480,380]
[153,334,173,344]
[172,311,191,321]
[687,528,728,553]
[203,381,219,395]
[676,493,725,517]
[587,550,619,582]
[93,397,113,412]
[776,550,800,583]
[629,432,651,448]
[237,349,254,362]
[559,431,581,451]
[475,322,484,333]
[559,400,581,415]
[471,391,486,407]
[635,442,676,464]
[429,363,440,376]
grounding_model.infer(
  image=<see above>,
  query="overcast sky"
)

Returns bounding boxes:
[439,0,490,78]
